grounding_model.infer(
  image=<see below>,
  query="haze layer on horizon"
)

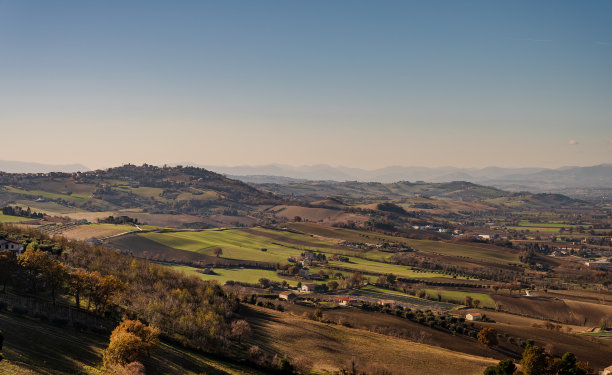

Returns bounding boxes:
[1,1,611,170]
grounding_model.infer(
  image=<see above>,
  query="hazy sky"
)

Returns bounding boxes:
[1,1,611,169]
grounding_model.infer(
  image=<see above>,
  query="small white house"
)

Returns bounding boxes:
[337,297,360,306]
[0,239,24,256]
[466,313,482,321]
[279,291,297,301]
[300,283,318,292]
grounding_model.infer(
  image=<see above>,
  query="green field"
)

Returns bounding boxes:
[506,226,561,233]
[0,213,32,223]
[143,227,465,280]
[328,257,471,280]
[423,289,495,308]
[3,186,89,204]
[517,221,590,228]
[141,227,337,263]
[287,223,520,264]
[170,265,299,286]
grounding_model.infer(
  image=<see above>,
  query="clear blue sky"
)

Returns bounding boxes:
[0,1,610,169]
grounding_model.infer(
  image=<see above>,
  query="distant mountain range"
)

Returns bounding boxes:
[194,163,612,192]
[0,160,90,173]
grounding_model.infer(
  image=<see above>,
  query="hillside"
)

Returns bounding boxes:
[254,180,586,209]
[0,164,284,226]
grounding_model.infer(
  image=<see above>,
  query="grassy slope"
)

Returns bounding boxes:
[142,228,468,280]
[0,312,264,375]
[0,213,32,223]
[423,289,495,308]
[244,305,497,374]
[171,265,299,286]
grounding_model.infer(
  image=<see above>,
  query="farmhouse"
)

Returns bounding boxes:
[378,299,396,308]
[584,260,612,269]
[466,313,482,321]
[0,238,24,255]
[300,283,318,292]
[337,296,360,306]
[279,291,297,301]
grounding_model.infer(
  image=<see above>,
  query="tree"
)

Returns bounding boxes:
[327,280,339,290]
[258,278,270,289]
[19,247,50,293]
[41,259,67,305]
[212,247,223,257]
[103,320,159,367]
[483,359,516,375]
[84,271,103,311]
[0,251,18,293]
[521,345,549,375]
[230,320,251,344]
[68,269,91,309]
[314,306,323,321]
[92,275,124,313]
[478,328,498,347]
[464,295,474,307]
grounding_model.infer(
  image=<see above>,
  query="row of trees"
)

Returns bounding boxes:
[484,345,593,375]
[0,247,123,311]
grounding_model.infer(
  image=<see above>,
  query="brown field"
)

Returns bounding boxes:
[114,212,206,227]
[280,302,510,360]
[61,225,138,241]
[243,305,497,374]
[532,289,612,305]
[269,205,367,224]
[106,233,267,267]
[491,294,612,327]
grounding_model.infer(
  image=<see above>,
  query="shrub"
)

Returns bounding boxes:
[103,320,159,367]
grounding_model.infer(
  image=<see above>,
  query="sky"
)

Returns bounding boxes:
[0,1,611,170]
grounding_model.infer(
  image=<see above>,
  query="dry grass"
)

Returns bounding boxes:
[243,305,497,374]
[61,224,138,240]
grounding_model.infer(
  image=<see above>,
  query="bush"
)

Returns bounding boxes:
[103,320,159,366]
[278,357,293,373]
